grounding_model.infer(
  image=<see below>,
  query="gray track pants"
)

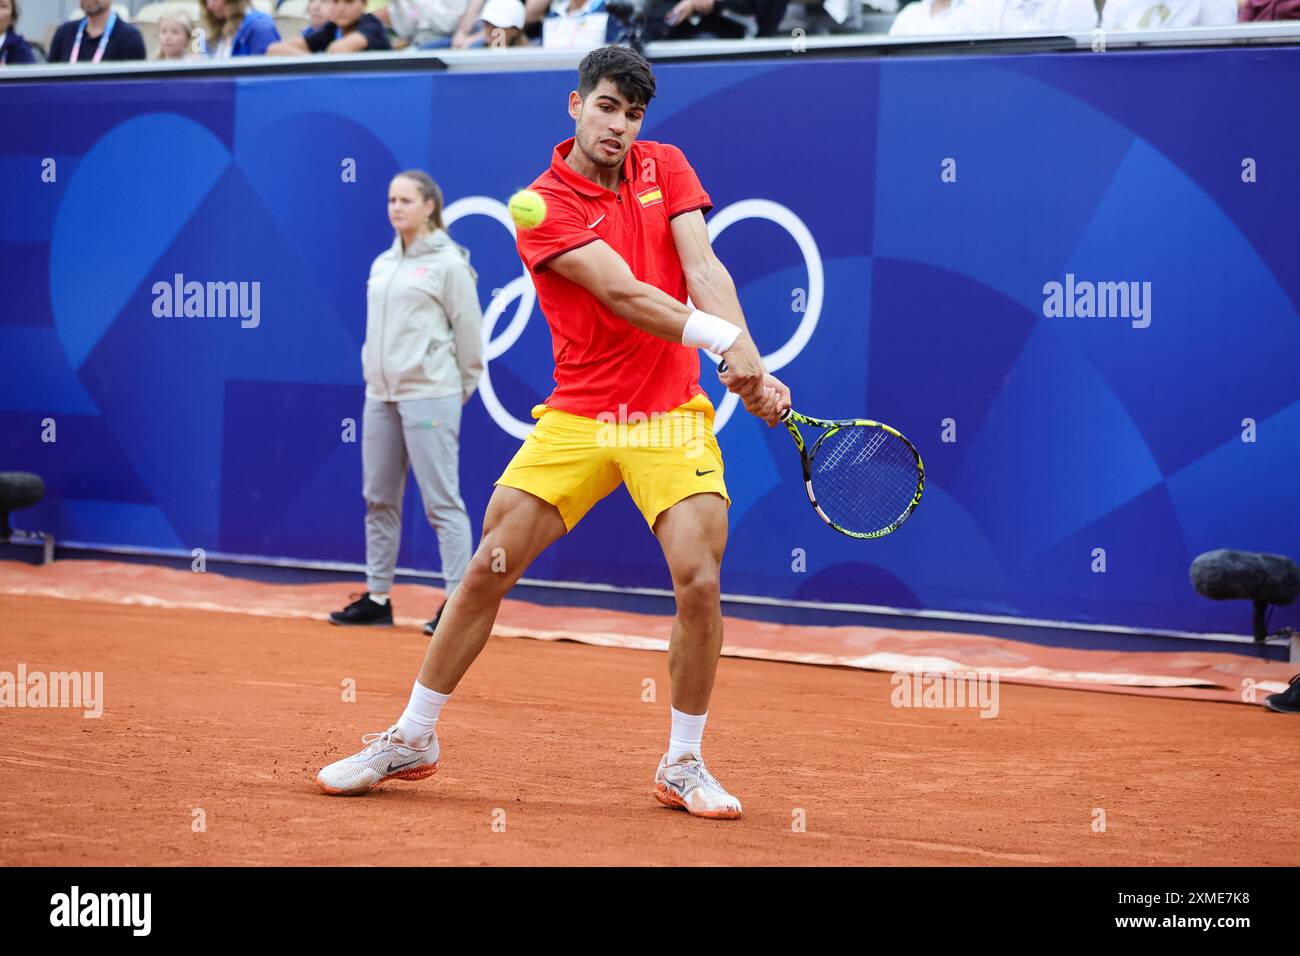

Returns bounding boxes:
[363,395,472,598]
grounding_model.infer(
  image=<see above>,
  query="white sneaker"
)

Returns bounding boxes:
[315,725,439,796]
[654,752,743,820]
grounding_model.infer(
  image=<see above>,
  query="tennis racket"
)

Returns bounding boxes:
[717,362,924,539]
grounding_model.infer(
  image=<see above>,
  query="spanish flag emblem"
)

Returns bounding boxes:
[637,186,664,208]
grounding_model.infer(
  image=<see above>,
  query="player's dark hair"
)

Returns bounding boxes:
[395,170,446,232]
[577,45,656,109]
[12,1,20,26]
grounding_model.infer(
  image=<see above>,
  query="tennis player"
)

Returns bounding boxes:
[316,44,790,820]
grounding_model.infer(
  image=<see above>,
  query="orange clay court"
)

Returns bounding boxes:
[1,559,1298,867]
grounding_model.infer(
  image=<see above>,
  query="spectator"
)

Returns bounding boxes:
[302,0,331,36]
[0,0,37,65]
[1100,0,1234,26]
[1239,0,1300,16]
[385,0,472,47]
[482,0,531,44]
[539,0,617,47]
[49,0,147,63]
[960,0,1097,31]
[198,0,280,56]
[446,0,482,45]
[157,11,198,59]
[889,0,974,32]
[417,0,530,45]
[329,171,483,634]
[445,0,546,45]
[655,0,790,39]
[269,0,392,52]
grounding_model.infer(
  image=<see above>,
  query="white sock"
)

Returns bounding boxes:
[667,707,708,762]
[396,681,449,743]
[369,592,389,606]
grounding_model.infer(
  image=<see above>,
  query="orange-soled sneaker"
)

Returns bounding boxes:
[654,753,743,820]
[315,725,438,796]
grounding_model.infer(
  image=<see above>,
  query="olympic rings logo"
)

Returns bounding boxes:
[444,196,822,440]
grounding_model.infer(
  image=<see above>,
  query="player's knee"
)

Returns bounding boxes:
[459,549,513,600]
[674,566,721,610]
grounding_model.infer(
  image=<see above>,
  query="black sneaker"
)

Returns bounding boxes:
[422,601,446,636]
[1265,674,1300,714]
[329,592,394,627]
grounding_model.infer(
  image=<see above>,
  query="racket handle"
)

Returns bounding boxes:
[717,361,794,422]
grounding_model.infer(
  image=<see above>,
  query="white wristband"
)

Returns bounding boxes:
[681,310,742,354]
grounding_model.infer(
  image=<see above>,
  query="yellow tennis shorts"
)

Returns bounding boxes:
[495,391,730,531]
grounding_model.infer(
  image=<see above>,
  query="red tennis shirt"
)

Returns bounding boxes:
[515,137,714,419]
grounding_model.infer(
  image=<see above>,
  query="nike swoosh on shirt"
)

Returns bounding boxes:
[586,214,606,228]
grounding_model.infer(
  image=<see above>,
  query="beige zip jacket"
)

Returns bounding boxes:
[362,227,484,403]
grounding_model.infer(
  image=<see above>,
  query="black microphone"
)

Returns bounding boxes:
[1190,548,1300,641]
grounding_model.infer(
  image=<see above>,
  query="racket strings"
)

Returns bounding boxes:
[810,426,920,535]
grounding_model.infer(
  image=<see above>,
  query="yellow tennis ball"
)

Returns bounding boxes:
[508,189,547,230]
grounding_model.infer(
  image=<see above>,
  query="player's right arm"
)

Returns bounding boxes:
[547,240,699,343]
[547,241,783,424]
[520,185,717,344]
[520,187,780,418]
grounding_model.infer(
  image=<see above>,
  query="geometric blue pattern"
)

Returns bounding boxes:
[3,50,1298,635]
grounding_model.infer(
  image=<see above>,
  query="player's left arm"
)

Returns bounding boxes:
[670,209,790,420]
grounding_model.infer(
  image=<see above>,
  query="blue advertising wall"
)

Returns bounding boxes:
[3,48,1298,634]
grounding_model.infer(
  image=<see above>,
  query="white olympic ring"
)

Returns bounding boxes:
[698,199,823,432]
[447,196,821,439]
[444,196,537,440]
